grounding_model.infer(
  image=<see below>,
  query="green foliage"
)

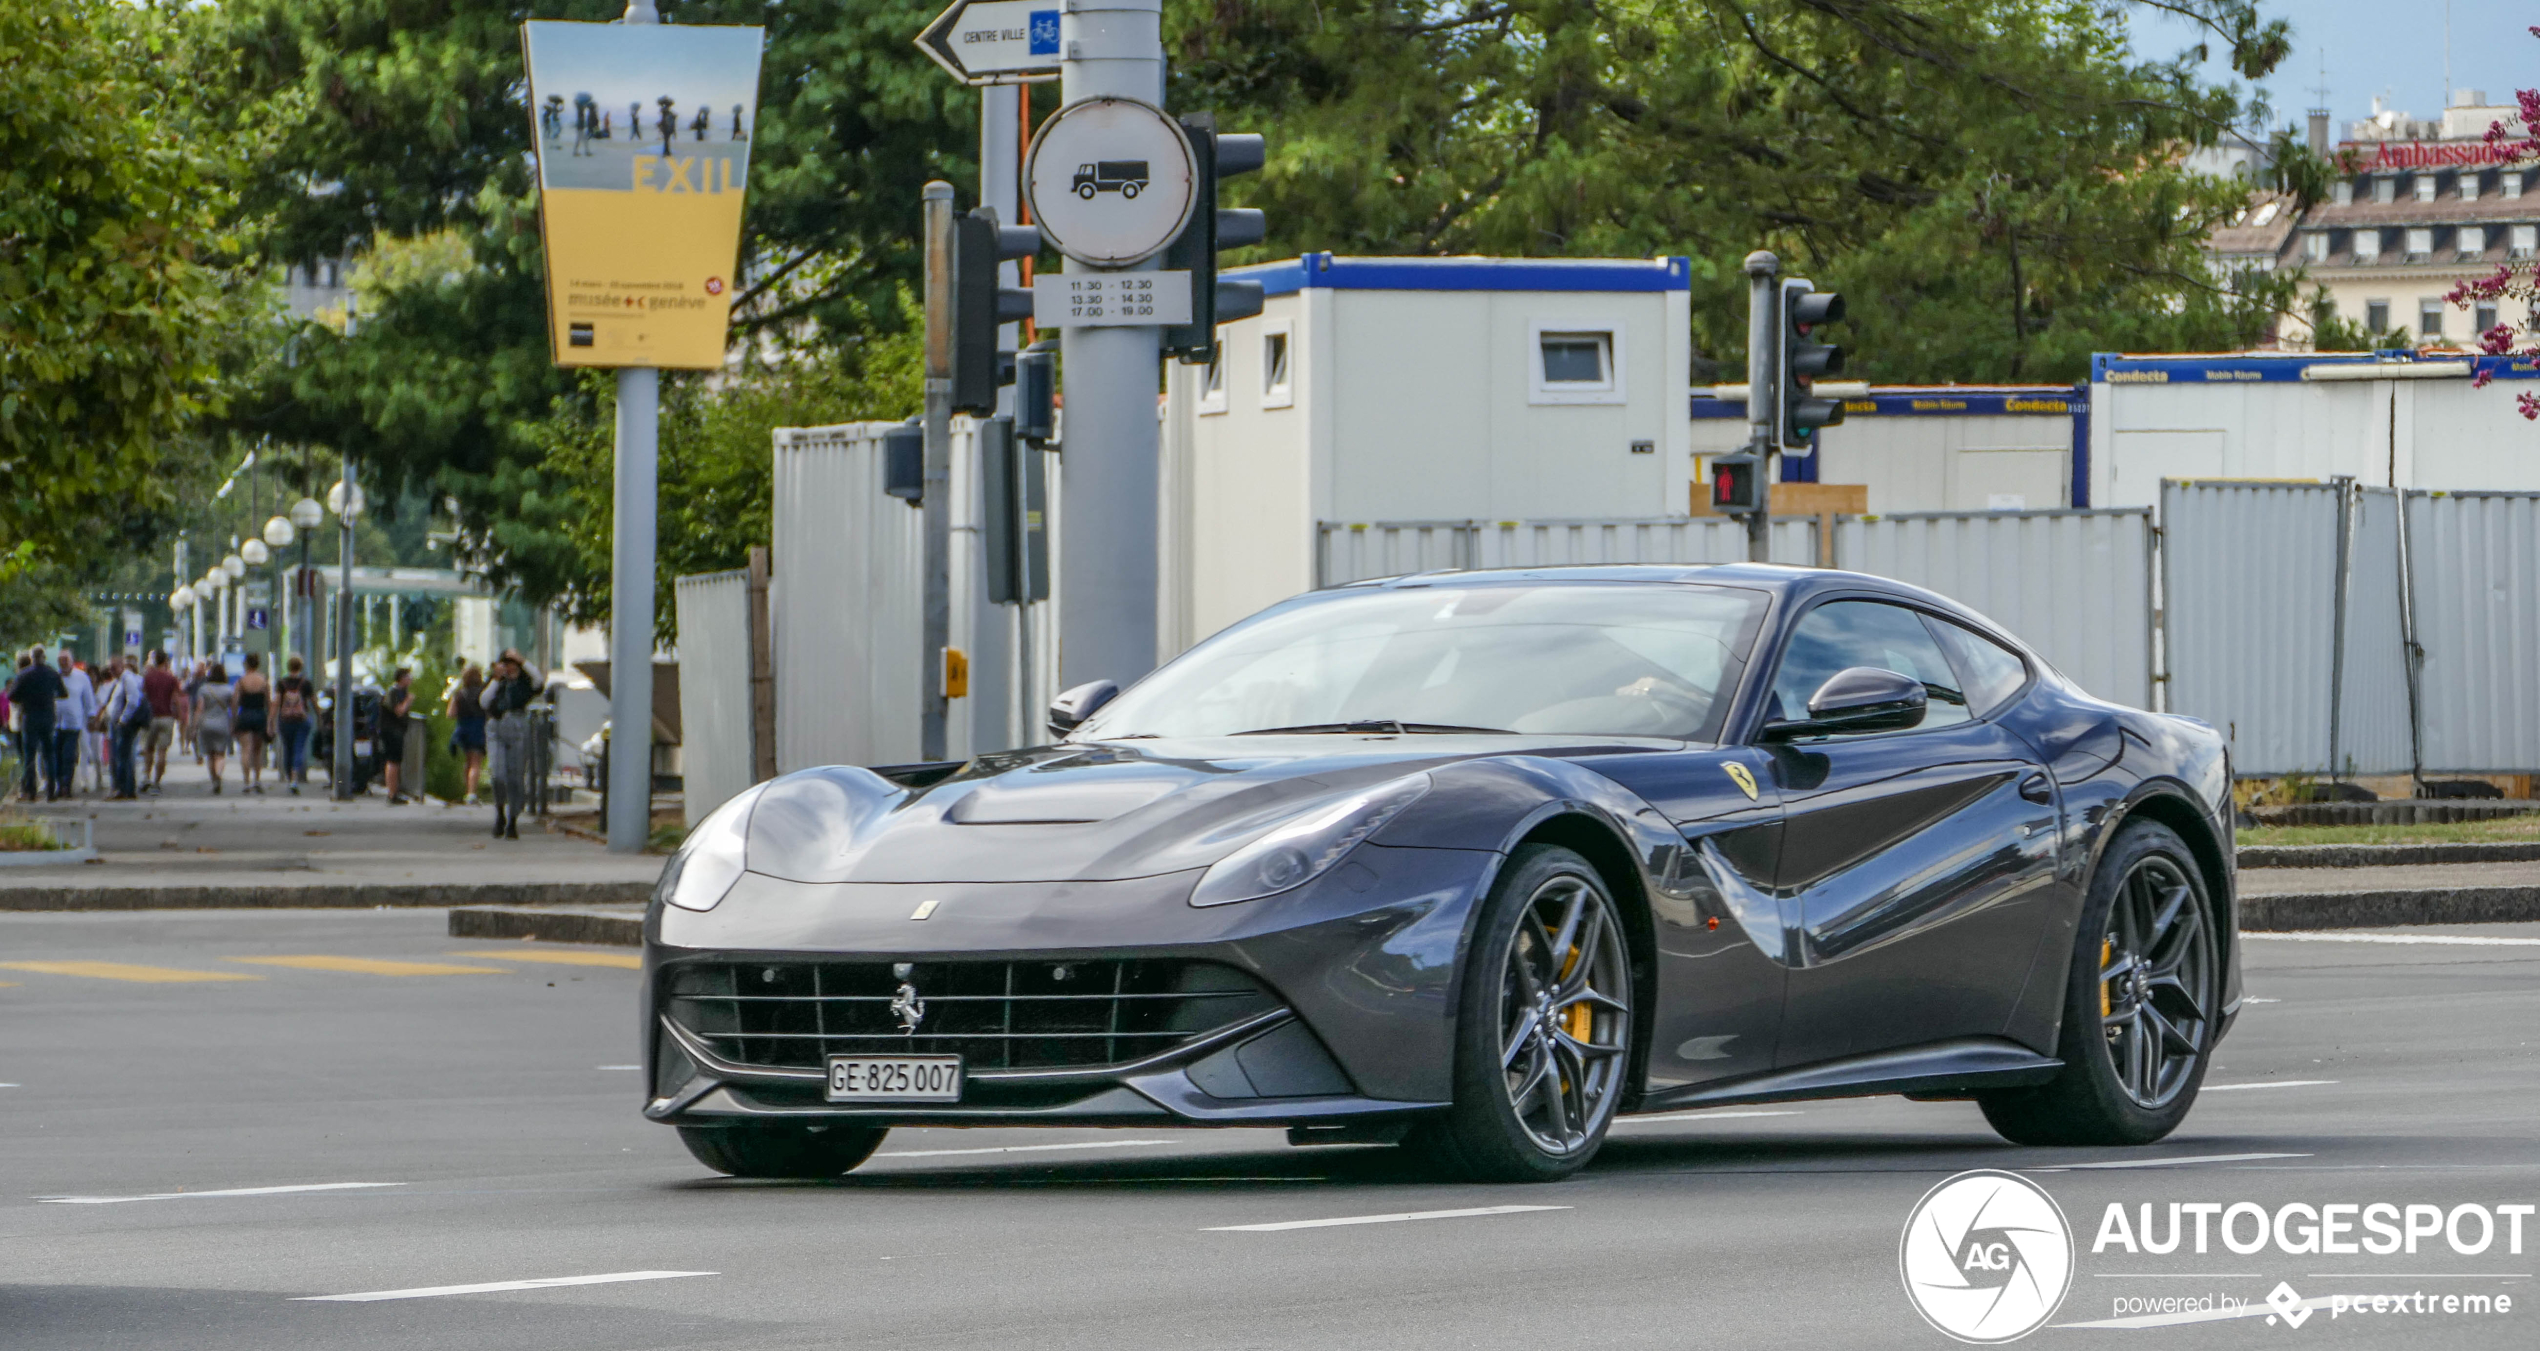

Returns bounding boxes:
[1,0,267,567]
[1169,0,2298,382]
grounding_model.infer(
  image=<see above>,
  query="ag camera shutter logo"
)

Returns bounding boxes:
[1900,1170,2074,1343]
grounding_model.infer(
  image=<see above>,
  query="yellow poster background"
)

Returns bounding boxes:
[542,186,747,370]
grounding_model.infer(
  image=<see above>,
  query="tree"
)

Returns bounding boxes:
[1,0,260,570]
[2447,30,2540,417]
[1166,0,2297,382]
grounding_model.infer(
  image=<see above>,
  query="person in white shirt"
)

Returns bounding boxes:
[55,653,96,798]
[102,656,149,799]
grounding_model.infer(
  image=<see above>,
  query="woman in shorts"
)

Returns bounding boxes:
[193,673,236,794]
[234,653,271,794]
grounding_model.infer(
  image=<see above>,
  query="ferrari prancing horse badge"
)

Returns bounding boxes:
[1724,762,1758,800]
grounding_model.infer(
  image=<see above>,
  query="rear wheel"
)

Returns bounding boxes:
[1980,820,2219,1147]
[677,1123,888,1179]
[1406,844,1632,1183]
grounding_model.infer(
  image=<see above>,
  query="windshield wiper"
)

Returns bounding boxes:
[1229,720,1515,736]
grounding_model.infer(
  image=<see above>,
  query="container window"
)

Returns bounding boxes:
[1198,342,1227,415]
[1527,321,1626,404]
[1260,320,1294,409]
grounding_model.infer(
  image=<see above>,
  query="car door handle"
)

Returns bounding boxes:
[2018,772,2054,805]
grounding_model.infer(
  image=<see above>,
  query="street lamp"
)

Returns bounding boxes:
[262,515,296,549]
[327,480,365,521]
[241,539,270,566]
[290,497,324,531]
[222,553,245,579]
[171,585,197,610]
[289,497,323,685]
[329,464,361,800]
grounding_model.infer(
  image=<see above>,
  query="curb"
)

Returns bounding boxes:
[449,905,644,946]
[2238,841,2540,869]
[0,880,655,912]
[2241,886,2540,932]
[2246,800,2540,828]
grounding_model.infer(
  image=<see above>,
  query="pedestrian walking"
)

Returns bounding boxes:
[11,646,68,801]
[235,654,271,794]
[274,656,314,795]
[182,660,207,764]
[56,652,95,799]
[103,655,147,800]
[482,651,541,840]
[140,651,180,793]
[380,667,414,805]
[447,663,487,805]
[193,668,235,794]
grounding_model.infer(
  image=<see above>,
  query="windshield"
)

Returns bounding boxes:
[1078,582,1768,742]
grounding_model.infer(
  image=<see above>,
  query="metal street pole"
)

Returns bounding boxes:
[1056,0,1166,691]
[1743,249,1780,564]
[605,0,663,851]
[979,81,1022,752]
[920,181,956,762]
[332,458,357,799]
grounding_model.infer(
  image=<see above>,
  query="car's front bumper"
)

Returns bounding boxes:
[640,843,1498,1128]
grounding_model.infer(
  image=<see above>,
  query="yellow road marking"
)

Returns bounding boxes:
[447,949,640,970]
[0,961,262,984]
[227,956,508,976]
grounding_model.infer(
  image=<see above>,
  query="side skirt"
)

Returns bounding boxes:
[1632,1037,2062,1113]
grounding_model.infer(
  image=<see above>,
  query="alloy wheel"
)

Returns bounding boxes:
[1496,872,1630,1154]
[2096,855,2215,1108]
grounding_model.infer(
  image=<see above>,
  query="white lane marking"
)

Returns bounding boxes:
[294,1270,716,1303]
[596,1065,641,1071]
[876,1139,1173,1159]
[1614,1110,1804,1124]
[0,1083,18,1088]
[1207,1204,1569,1232]
[2033,1152,2310,1172]
[38,1182,405,1205]
[2242,996,2281,1004]
[2245,932,2540,947]
[2203,1080,2338,1091]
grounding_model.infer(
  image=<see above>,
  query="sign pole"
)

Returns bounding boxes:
[1743,249,1780,564]
[604,0,662,852]
[1056,0,1166,692]
[979,81,1022,751]
[332,457,357,800]
[920,181,955,763]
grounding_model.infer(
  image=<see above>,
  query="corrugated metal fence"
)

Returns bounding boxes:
[672,568,753,826]
[1837,510,2153,709]
[1317,517,1816,588]
[2158,480,2540,777]
[771,423,923,770]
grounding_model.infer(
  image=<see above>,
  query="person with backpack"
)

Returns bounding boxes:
[481,651,541,839]
[273,656,314,794]
[140,651,181,794]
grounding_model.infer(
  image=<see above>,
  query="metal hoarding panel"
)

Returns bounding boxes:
[1833,510,2153,709]
[673,569,754,827]
[2159,480,2340,776]
[2333,489,2415,776]
[771,423,922,771]
[2409,491,2540,770]
[1316,521,1474,588]
[1314,517,1814,588]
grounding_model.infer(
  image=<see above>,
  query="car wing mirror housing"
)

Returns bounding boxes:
[1763,666,1926,740]
[1047,679,1119,739]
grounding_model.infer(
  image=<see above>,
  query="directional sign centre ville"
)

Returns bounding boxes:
[916,0,1061,85]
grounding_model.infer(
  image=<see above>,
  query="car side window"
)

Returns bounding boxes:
[1924,615,2030,718]
[1765,600,1970,737]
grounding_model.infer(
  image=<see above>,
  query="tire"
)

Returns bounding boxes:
[1980,819,2220,1147]
[677,1122,888,1179]
[1405,844,1633,1183]
[1075,183,1096,199]
[1120,181,1141,199]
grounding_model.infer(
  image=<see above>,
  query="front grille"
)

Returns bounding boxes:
[663,958,1279,1072]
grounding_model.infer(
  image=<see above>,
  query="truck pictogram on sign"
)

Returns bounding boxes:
[1073,161,1150,199]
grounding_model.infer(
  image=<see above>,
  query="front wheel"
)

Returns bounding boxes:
[1980,820,2219,1146]
[1405,844,1632,1182]
[677,1122,887,1179]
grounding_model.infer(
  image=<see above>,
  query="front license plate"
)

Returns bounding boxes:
[826,1054,963,1103]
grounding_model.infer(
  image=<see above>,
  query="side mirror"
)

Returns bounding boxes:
[1046,679,1119,738]
[1763,666,1926,740]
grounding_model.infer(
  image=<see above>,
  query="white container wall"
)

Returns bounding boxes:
[673,568,754,827]
[2409,492,2540,771]
[1833,510,2153,709]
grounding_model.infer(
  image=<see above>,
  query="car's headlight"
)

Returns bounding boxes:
[659,784,766,912]
[1188,774,1430,908]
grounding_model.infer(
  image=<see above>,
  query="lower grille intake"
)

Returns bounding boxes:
[662,957,1279,1073]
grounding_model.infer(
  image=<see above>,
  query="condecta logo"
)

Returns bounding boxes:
[1901,1170,2075,1343]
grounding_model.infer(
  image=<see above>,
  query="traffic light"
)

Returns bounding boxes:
[1013,340,1058,447]
[882,418,923,504]
[1777,279,1846,452]
[951,209,1040,415]
[1710,450,1764,516]
[980,416,1049,605]
[1163,114,1268,363]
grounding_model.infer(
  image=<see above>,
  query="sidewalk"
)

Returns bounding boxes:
[4,751,662,910]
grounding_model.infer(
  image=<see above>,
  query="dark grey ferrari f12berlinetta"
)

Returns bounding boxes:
[643,563,2239,1183]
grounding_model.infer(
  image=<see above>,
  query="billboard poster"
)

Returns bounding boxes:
[521,21,765,369]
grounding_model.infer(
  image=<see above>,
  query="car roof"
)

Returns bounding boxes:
[1338,563,2016,642]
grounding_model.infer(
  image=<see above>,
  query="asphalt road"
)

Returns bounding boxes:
[4,909,2535,1349]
